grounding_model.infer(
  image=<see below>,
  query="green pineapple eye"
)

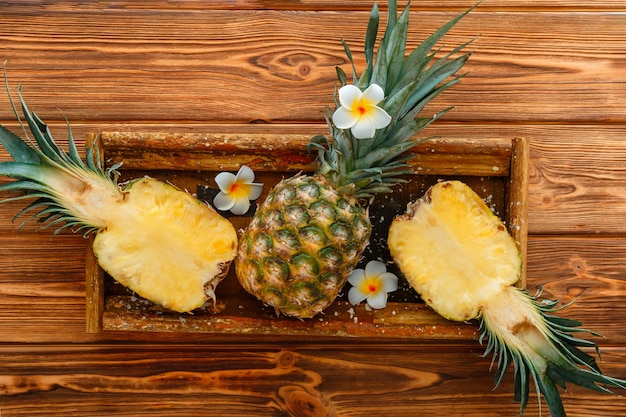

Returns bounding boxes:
[299,225,328,246]
[252,232,273,254]
[335,198,351,211]
[263,209,284,227]
[352,215,372,239]
[285,204,310,224]
[297,182,321,199]
[262,258,289,281]
[248,259,264,285]
[329,220,353,241]
[309,201,337,221]
[344,241,362,261]
[318,246,344,268]
[289,281,324,303]
[275,184,297,203]
[290,253,320,276]
[275,229,300,251]
[318,271,340,286]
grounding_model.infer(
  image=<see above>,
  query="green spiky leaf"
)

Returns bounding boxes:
[313,2,477,201]
[481,288,626,417]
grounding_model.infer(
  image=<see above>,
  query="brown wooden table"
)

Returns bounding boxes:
[1,1,626,415]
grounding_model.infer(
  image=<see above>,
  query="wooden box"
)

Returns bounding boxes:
[85,132,529,339]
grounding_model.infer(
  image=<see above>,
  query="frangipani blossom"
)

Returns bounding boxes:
[214,165,263,215]
[332,84,392,139]
[348,260,398,309]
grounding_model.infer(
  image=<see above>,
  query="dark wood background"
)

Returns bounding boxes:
[1,1,626,415]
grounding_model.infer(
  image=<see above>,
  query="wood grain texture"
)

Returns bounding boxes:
[0,345,625,417]
[1,0,626,415]
[2,0,626,11]
[4,122,626,235]
[1,235,625,345]
[1,9,625,124]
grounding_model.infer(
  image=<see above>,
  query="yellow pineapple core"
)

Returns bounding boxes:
[93,178,238,313]
[388,180,522,322]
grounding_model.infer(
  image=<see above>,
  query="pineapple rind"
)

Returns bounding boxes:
[388,180,522,322]
[236,174,371,318]
[94,178,238,313]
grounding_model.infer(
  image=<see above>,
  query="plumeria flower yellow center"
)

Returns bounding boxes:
[332,84,392,139]
[348,260,398,309]
[214,165,263,215]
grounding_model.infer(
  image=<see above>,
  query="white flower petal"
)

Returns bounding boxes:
[348,287,369,306]
[247,183,264,201]
[361,83,385,104]
[348,268,365,286]
[230,196,251,215]
[367,290,388,309]
[337,84,363,110]
[235,165,256,183]
[365,260,387,277]
[214,172,236,193]
[370,106,392,129]
[332,106,358,129]
[351,116,376,139]
[213,192,235,211]
[380,272,399,292]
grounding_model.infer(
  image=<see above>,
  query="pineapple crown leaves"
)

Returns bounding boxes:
[310,1,477,201]
[0,67,114,234]
[480,287,626,417]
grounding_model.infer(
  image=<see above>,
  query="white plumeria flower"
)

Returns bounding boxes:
[348,260,398,309]
[332,83,392,139]
[213,165,263,215]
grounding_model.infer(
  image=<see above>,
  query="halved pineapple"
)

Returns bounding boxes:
[93,178,238,312]
[0,81,237,313]
[388,180,625,417]
[389,180,521,322]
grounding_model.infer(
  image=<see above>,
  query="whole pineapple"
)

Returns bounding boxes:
[236,1,475,318]
[0,80,238,313]
[388,180,626,417]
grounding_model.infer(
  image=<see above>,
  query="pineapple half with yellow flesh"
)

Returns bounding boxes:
[388,180,625,417]
[236,1,475,318]
[0,81,238,313]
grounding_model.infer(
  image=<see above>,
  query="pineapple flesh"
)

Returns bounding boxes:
[389,180,521,322]
[235,1,474,318]
[388,180,625,417]
[0,83,238,313]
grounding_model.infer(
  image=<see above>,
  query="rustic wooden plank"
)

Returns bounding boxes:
[526,235,626,345]
[2,0,626,11]
[1,11,625,124]
[0,234,625,345]
[4,121,625,235]
[96,132,515,175]
[0,0,624,415]
[0,344,624,416]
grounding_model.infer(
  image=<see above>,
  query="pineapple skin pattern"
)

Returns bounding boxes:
[236,174,371,318]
